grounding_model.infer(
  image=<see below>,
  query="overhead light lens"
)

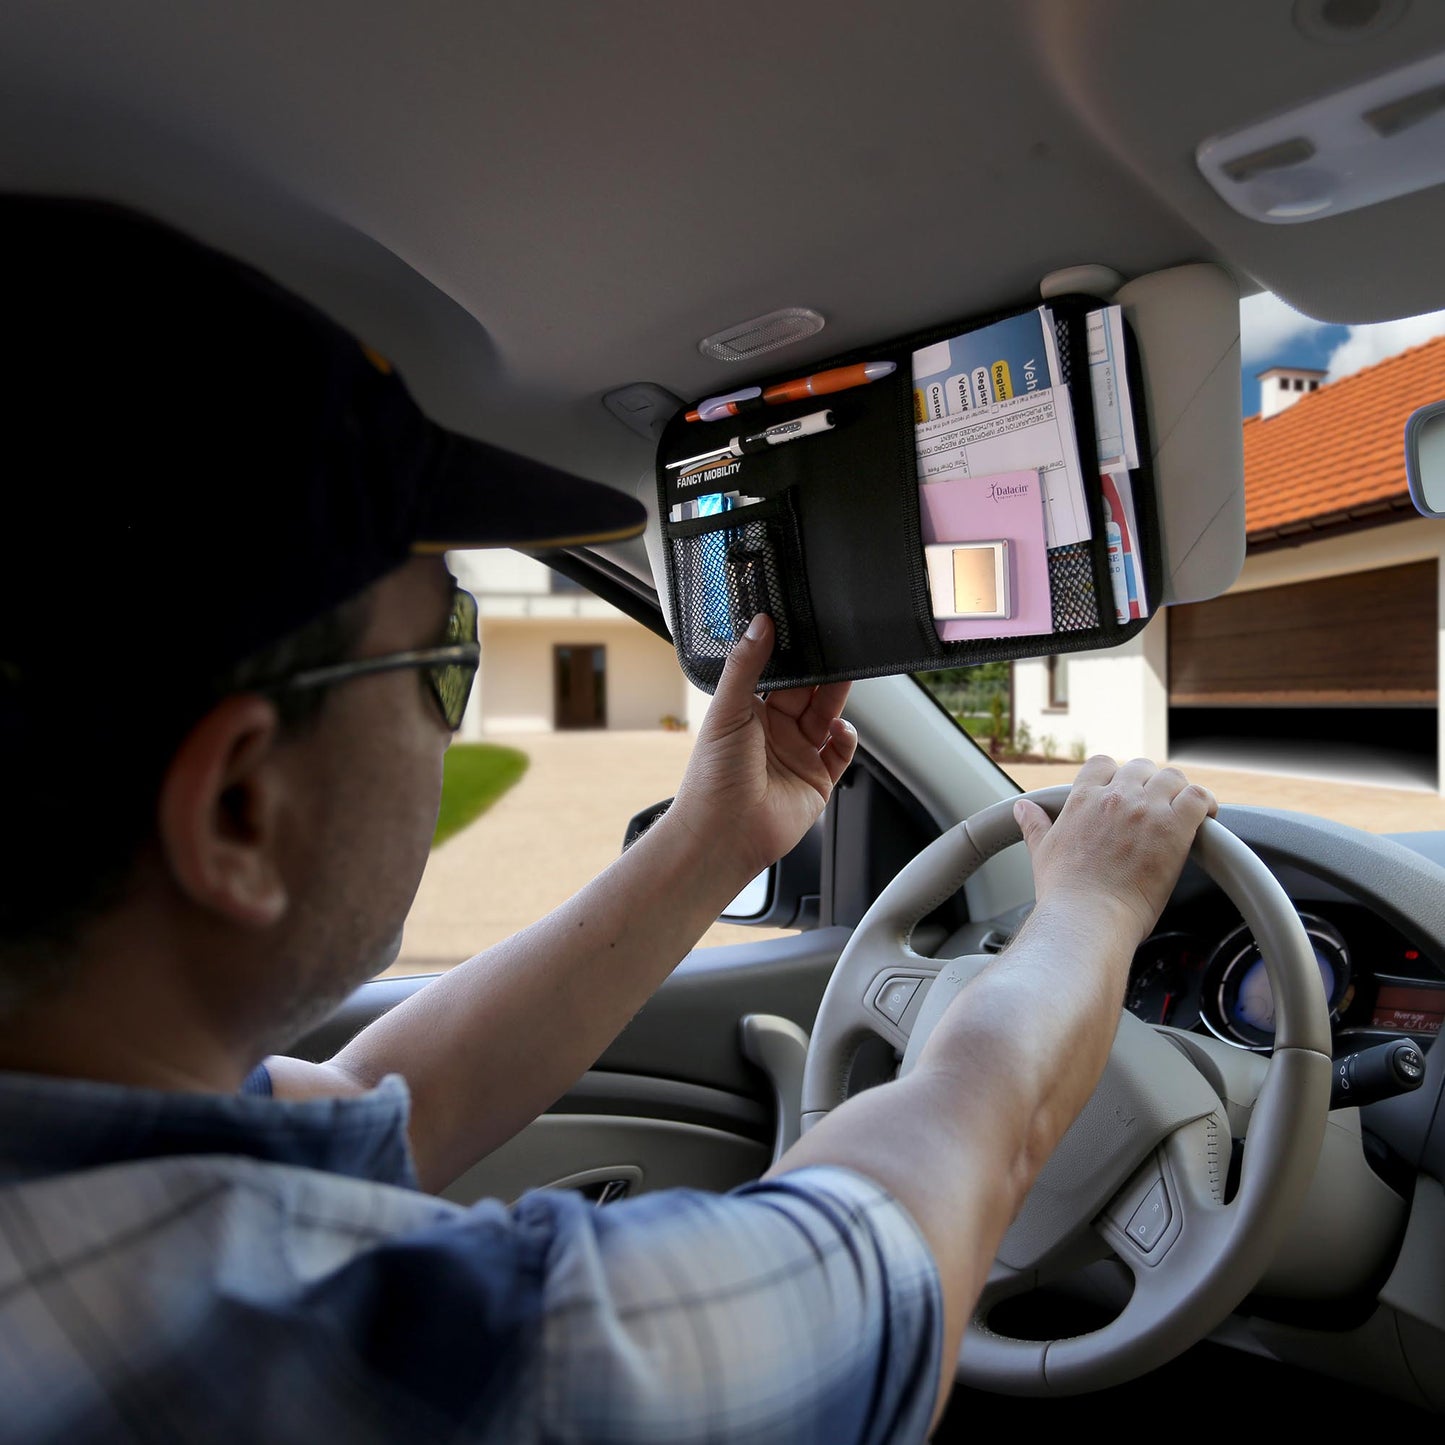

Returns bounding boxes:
[1198,47,1445,223]
[698,308,825,363]
[1220,136,1317,183]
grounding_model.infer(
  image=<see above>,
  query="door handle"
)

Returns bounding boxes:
[739,1013,809,1167]
[544,1163,644,1205]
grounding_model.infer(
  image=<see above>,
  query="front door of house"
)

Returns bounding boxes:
[554,644,606,729]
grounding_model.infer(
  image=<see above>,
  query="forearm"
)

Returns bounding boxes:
[765,896,1140,1428]
[268,616,852,1191]
[326,807,759,1192]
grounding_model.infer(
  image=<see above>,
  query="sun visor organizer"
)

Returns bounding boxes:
[655,293,1160,693]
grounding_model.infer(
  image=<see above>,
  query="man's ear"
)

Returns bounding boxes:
[156,695,293,927]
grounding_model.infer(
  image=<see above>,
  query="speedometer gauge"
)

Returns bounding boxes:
[1201,913,1352,1051]
[1125,932,1207,1029]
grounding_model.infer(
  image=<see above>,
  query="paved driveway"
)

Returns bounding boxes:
[394,731,760,975]
[391,732,1445,976]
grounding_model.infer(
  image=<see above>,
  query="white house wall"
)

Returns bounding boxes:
[1223,516,1443,594]
[447,549,688,735]
[451,549,553,595]
[1015,517,1445,775]
[472,617,685,734]
[1014,620,1168,763]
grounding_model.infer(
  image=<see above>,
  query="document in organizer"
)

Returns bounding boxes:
[913,385,1092,548]
[1086,306,1140,472]
[911,308,1055,419]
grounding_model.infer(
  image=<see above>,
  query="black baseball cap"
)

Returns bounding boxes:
[0,194,647,693]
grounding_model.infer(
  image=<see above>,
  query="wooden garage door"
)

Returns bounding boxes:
[1169,560,1437,706]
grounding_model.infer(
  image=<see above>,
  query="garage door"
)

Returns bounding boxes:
[1168,560,1438,706]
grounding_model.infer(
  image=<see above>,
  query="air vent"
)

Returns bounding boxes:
[698,307,825,363]
[601,381,683,441]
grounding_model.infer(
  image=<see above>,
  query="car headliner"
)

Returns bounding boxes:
[6,0,1445,592]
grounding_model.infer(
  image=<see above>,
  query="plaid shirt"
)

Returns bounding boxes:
[0,1066,941,1444]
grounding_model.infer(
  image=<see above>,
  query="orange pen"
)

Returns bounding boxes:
[763,360,896,404]
[686,360,896,422]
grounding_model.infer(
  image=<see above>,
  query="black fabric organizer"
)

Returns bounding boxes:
[655,293,1161,693]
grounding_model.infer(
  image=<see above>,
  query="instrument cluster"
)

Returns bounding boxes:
[1126,902,1444,1054]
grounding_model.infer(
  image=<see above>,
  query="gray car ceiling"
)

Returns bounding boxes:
[5,0,1445,504]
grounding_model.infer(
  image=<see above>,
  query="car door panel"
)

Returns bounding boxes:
[442,1115,769,1207]
[287,927,851,1200]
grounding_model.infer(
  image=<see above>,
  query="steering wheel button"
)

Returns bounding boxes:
[1125,1180,1172,1251]
[876,977,921,1024]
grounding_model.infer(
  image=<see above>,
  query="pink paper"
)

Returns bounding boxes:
[917,469,1052,640]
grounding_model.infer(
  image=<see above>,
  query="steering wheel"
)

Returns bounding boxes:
[799,785,1333,1396]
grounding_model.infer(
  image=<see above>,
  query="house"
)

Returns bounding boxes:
[1013,334,1445,789]
[448,549,696,737]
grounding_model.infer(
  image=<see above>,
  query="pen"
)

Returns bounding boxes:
[685,361,897,422]
[666,409,835,470]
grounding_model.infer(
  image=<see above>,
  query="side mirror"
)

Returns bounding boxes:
[1405,400,1445,517]
[621,799,819,926]
[621,800,671,851]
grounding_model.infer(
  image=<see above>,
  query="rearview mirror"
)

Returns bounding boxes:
[1405,400,1445,517]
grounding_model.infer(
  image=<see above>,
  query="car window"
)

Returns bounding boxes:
[386,550,797,979]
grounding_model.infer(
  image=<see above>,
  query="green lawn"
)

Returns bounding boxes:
[432,743,529,848]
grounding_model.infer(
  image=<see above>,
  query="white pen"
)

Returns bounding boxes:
[666,409,836,470]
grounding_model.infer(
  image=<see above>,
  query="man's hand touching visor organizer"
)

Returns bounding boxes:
[255,586,480,732]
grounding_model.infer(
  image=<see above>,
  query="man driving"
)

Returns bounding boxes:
[0,195,1216,1442]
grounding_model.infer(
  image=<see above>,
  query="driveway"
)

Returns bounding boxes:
[395,731,748,975]
[391,732,1445,976]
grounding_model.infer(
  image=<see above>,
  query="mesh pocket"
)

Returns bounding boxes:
[666,503,818,690]
[1047,541,1101,632]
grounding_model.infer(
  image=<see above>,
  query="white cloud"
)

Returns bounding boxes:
[1325,310,1445,382]
[1241,290,1445,384]
[1239,291,1327,365]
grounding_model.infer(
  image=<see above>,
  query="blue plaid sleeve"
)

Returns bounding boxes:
[298,1164,941,1442]
[0,1134,941,1442]
[528,1164,943,1444]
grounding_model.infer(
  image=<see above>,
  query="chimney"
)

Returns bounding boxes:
[1258,365,1326,419]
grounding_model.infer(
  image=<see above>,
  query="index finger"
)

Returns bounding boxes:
[710,613,775,711]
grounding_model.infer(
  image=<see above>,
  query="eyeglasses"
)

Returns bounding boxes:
[268,585,480,731]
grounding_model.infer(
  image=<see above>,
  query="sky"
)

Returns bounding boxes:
[1239,292,1445,417]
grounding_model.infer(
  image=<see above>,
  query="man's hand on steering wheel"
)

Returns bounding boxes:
[784,755,1330,1412]
[1015,755,1218,944]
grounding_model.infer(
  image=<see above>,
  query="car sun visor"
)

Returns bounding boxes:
[653,284,1212,694]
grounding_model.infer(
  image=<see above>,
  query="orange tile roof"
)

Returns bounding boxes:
[1243,333,1445,543]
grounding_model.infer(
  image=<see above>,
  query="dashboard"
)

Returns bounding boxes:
[1126,896,1445,1058]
